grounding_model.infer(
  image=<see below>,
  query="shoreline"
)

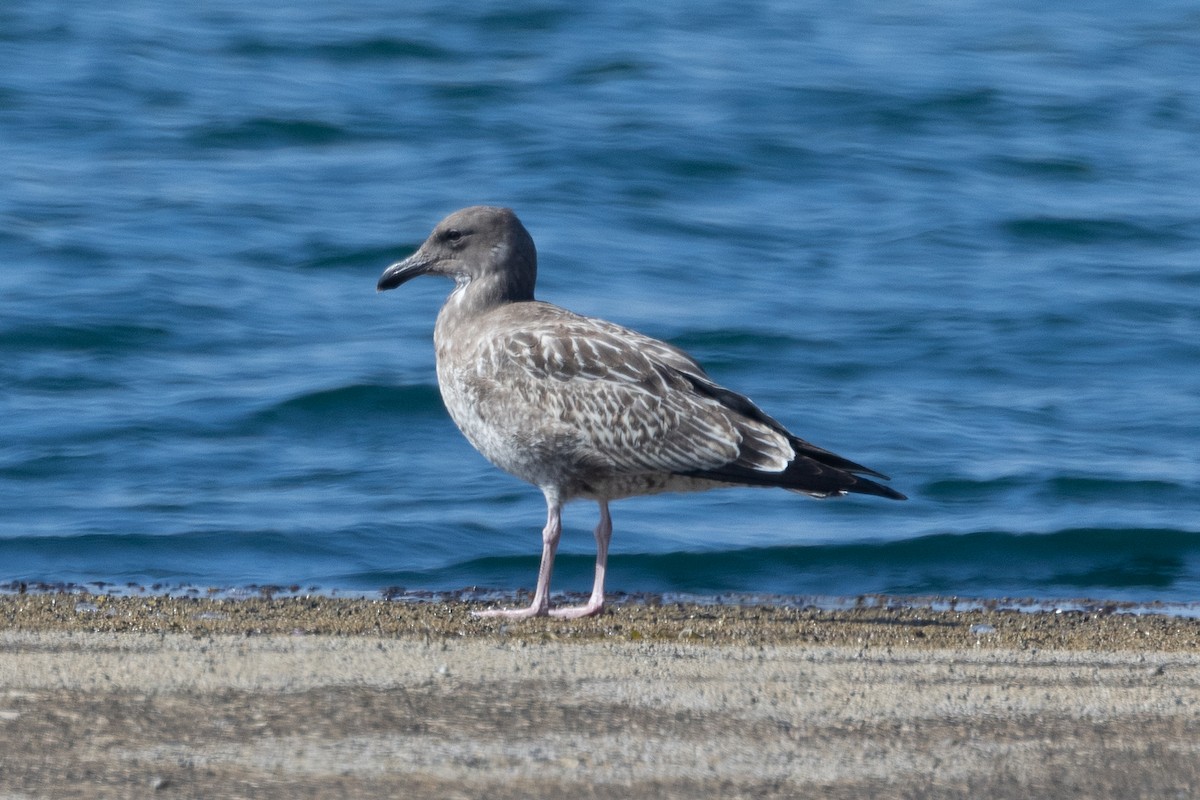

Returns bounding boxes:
[3,594,1199,798]
[3,591,1200,650]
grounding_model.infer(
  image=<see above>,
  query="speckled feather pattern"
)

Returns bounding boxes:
[436,300,811,499]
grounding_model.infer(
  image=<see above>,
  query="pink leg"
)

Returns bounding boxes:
[473,494,562,619]
[549,500,611,619]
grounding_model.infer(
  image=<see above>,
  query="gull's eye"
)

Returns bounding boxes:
[444,228,463,243]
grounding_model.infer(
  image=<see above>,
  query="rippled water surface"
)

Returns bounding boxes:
[3,2,1199,602]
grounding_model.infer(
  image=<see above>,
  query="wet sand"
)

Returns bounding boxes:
[2,594,1199,798]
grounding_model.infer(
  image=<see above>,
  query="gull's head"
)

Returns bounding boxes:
[376,206,537,303]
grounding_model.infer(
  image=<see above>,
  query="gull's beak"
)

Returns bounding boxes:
[377,250,437,292]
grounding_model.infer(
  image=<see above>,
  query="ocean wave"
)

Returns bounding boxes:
[1002,216,1187,246]
[247,383,443,429]
[188,117,356,149]
[421,527,1200,602]
[924,475,1194,504]
[3,527,1197,604]
[229,36,453,63]
[0,322,170,354]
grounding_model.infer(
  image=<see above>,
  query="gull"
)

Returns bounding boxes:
[377,206,905,619]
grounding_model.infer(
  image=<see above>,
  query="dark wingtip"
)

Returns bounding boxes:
[682,460,907,501]
[850,476,907,501]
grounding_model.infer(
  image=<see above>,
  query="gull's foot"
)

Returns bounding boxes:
[471,604,548,620]
[471,597,605,620]
[548,598,605,619]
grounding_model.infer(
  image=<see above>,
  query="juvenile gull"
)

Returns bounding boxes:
[377,206,905,619]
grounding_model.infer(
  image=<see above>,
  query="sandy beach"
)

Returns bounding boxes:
[1,594,1198,799]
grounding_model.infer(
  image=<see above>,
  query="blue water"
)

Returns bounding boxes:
[3,2,1199,604]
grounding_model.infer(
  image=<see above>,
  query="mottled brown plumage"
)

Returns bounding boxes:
[377,206,904,619]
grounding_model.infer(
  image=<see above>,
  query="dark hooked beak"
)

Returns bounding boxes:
[376,250,436,292]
